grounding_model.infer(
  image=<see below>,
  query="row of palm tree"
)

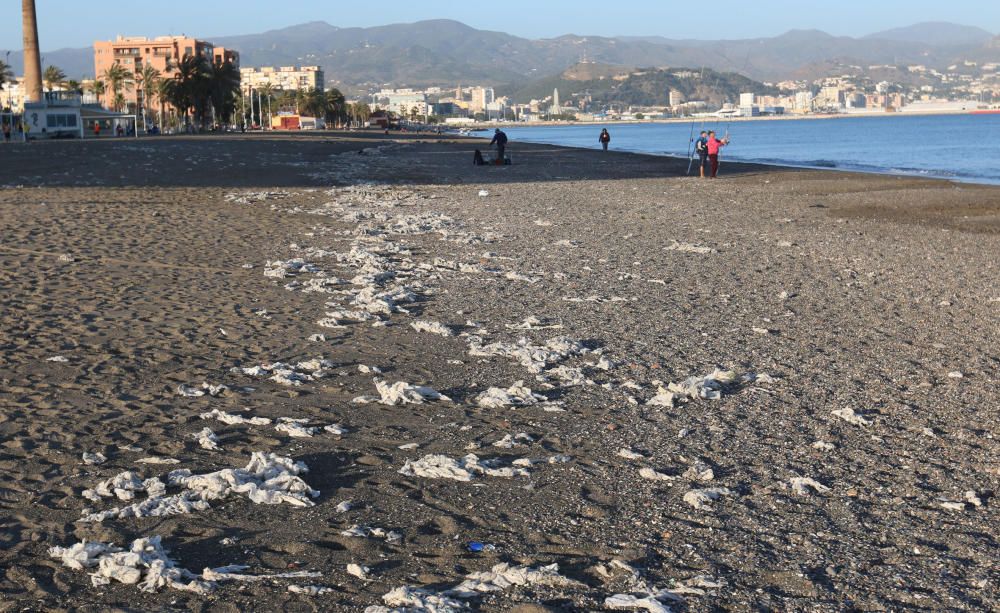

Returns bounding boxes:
[18,55,368,132]
[241,85,358,128]
[34,56,241,130]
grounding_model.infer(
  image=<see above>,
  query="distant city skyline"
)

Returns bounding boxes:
[0,0,998,52]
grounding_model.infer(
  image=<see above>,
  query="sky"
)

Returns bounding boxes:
[1,0,998,51]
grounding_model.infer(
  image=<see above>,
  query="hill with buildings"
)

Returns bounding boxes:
[10,19,998,89]
[502,65,776,110]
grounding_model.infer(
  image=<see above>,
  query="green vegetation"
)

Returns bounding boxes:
[0,60,13,90]
[501,66,778,110]
[43,65,66,92]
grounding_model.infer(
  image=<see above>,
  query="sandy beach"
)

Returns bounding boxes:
[1,132,998,611]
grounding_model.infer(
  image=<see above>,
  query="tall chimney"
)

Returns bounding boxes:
[22,0,43,103]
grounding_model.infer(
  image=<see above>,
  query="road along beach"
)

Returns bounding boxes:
[1,132,998,611]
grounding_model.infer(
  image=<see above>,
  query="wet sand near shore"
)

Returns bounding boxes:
[0,132,998,611]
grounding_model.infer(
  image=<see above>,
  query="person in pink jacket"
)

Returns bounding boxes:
[706,130,729,178]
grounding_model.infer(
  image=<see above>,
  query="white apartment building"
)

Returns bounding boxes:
[470,87,494,112]
[376,91,428,118]
[240,66,325,92]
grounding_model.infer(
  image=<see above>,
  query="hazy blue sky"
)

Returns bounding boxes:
[1,0,998,51]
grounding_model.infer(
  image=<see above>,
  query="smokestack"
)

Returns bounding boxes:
[22,0,43,103]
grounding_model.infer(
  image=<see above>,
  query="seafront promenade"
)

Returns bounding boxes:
[1,132,997,610]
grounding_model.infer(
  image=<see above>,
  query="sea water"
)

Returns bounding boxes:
[496,114,1000,185]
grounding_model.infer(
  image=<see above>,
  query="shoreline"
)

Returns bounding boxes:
[474,122,1000,187]
[456,107,995,131]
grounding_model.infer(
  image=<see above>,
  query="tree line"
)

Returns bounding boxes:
[30,57,359,130]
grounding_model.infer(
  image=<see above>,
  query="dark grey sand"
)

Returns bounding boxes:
[0,133,998,611]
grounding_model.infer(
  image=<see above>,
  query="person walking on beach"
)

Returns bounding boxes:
[2,121,10,143]
[706,130,729,178]
[93,122,100,138]
[695,130,709,178]
[490,128,508,165]
[599,128,611,151]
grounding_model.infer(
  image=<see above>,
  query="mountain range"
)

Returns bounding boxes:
[9,20,999,92]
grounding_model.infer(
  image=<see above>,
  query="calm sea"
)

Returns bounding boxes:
[495,114,1000,185]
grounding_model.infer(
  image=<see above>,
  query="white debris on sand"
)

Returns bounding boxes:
[831,407,873,426]
[201,567,321,582]
[50,535,326,595]
[605,593,672,613]
[200,409,273,426]
[683,488,735,511]
[176,384,206,398]
[605,574,724,612]
[233,362,326,387]
[449,563,580,596]
[811,441,836,452]
[79,453,318,523]
[82,452,107,465]
[639,468,674,482]
[366,563,579,612]
[475,381,547,408]
[135,457,181,465]
[339,526,403,543]
[505,316,563,330]
[665,240,717,254]
[683,459,715,482]
[410,320,454,337]
[288,584,335,595]
[275,418,319,438]
[668,368,739,401]
[46,355,70,363]
[789,477,831,496]
[468,336,587,374]
[618,448,646,460]
[398,454,530,481]
[49,536,212,594]
[177,382,228,398]
[366,586,466,612]
[191,428,220,451]
[492,433,534,449]
[347,564,371,580]
[544,365,588,387]
[645,386,677,408]
[362,379,451,405]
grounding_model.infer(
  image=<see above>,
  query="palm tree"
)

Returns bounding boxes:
[90,80,106,107]
[351,102,372,128]
[298,87,328,119]
[137,64,160,130]
[168,55,211,128]
[0,60,14,89]
[154,78,172,131]
[208,60,240,125]
[43,65,66,92]
[103,63,133,111]
[258,82,274,128]
[65,79,81,94]
[324,88,346,127]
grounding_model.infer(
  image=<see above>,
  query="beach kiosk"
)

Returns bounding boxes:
[21,91,84,139]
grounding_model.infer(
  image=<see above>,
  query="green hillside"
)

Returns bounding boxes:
[501,66,779,108]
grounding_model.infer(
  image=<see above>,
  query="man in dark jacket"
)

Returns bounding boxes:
[490,128,508,165]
